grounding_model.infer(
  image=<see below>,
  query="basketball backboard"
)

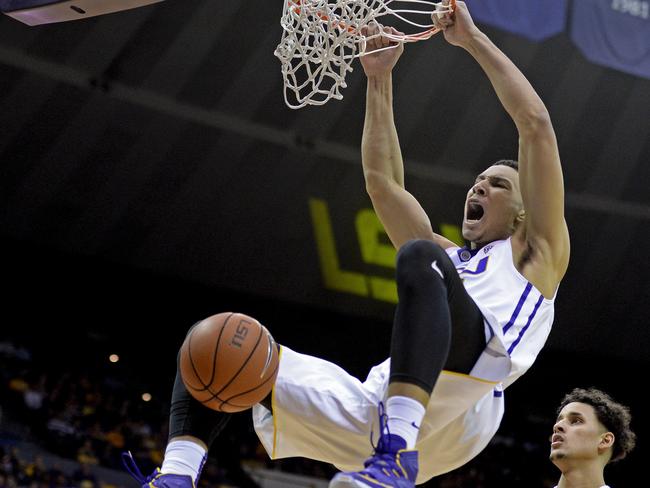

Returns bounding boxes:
[1,0,163,26]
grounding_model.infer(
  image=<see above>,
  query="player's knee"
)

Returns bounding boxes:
[397,239,446,268]
[396,239,447,285]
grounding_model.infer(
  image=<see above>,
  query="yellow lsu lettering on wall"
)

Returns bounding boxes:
[309,198,464,303]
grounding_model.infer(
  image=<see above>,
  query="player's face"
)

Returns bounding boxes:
[462,165,523,248]
[549,402,610,466]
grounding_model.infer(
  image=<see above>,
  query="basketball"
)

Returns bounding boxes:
[179,312,280,413]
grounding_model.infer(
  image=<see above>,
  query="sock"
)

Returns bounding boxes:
[161,440,207,483]
[385,396,426,449]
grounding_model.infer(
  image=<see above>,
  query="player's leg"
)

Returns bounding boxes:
[330,239,485,487]
[123,324,233,488]
[388,238,485,433]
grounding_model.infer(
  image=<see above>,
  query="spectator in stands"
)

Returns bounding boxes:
[76,439,99,466]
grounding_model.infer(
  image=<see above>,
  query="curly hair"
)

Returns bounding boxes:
[558,388,636,463]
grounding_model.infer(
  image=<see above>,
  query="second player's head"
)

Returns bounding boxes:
[550,387,635,471]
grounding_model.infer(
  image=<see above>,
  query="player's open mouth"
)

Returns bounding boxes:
[465,201,485,223]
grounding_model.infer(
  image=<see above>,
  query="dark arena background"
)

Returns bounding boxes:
[1,1,648,487]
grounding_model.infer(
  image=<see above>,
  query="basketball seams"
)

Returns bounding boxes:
[185,325,206,391]
[187,319,265,407]
[207,366,278,410]
[213,323,264,398]
[207,312,233,388]
[179,312,279,413]
[221,356,279,406]
[200,330,278,412]
[185,313,232,392]
[181,321,204,389]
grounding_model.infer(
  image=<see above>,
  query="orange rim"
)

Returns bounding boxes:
[287,0,456,43]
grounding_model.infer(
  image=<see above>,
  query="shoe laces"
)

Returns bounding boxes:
[363,402,404,476]
[369,402,399,454]
[122,451,160,485]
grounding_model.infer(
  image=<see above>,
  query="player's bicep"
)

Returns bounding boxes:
[368,182,455,250]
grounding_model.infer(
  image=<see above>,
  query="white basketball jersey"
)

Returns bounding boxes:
[446,237,556,387]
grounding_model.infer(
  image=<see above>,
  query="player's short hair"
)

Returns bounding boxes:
[492,159,519,171]
[558,388,636,463]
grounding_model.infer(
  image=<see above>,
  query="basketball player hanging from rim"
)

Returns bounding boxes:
[122,2,570,487]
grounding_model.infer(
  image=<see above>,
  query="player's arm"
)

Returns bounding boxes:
[435,2,570,280]
[360,25,457,250]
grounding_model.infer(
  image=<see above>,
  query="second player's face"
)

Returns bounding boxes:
[462,165,523,248]
[549,402,610,465]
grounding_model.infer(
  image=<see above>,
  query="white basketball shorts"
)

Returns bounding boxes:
[253,346,506,483]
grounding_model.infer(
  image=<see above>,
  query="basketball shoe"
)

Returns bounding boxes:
[328,404,419,487]
[122,452,194,488]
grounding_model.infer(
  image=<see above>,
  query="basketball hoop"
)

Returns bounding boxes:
[275,0,455,109]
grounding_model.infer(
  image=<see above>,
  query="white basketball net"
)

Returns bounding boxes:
[275,0,455,109]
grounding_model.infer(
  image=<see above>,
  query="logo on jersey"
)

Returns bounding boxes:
[459,249,473,262]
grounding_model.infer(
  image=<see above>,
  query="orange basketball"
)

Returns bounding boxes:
[179,312,279,413]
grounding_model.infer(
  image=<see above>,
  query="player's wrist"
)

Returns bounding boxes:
[366,72,393,85]
[466,29,489,51]
[455,28,486,51]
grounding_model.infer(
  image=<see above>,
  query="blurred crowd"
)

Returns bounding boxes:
[0,445,99,488]
[0,339,557,487]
